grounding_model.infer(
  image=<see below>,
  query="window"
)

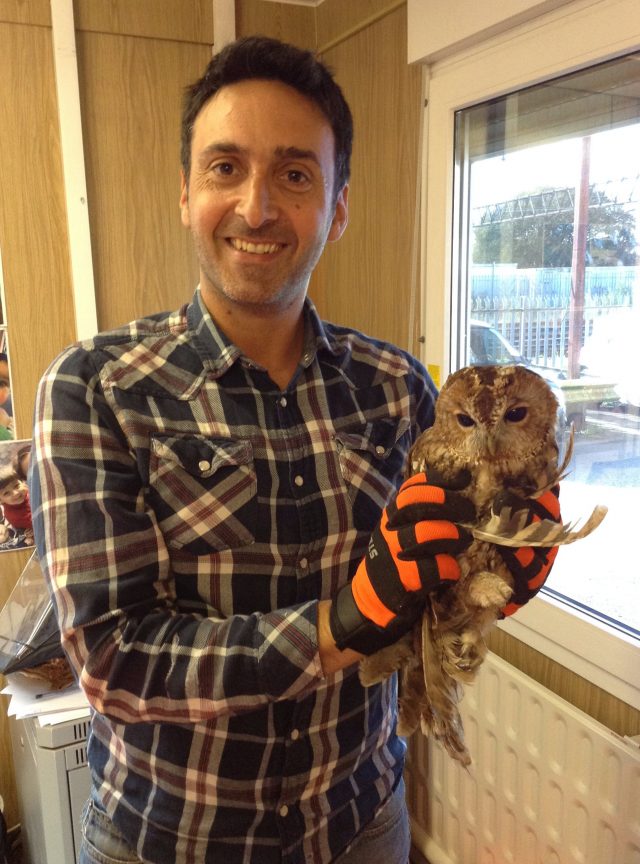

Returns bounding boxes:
[453,54,640,638]
[420,0,640,708]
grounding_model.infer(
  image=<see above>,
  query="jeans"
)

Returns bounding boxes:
[78,779,411,864]
[335,778,411,864]
[78,791,139,864]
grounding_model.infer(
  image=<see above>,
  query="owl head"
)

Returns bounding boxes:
[435,364,559,464]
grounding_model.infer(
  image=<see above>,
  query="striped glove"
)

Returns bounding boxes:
[329,469,476,655]
[496,486,561,617]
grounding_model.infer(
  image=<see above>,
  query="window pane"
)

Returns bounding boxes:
[453,53,640,636]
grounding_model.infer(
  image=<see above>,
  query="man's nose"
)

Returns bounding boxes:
[235,173,278,228]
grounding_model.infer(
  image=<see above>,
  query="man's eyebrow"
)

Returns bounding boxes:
[197,141,242,164]
[196,142,321,166]
[274,146,320,166]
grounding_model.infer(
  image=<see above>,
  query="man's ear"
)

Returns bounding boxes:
[328,184,349,242]
[179,170,190,228]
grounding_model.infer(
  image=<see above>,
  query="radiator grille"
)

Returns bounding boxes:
[406,652,640,864]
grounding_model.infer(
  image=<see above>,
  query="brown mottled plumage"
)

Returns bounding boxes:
[359,364,605,765]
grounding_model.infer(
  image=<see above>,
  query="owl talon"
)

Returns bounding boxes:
[440,629,487,681]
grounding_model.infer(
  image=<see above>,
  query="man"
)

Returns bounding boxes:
[30,37,558,864]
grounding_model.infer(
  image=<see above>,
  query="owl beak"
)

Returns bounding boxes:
[483,428,497,457]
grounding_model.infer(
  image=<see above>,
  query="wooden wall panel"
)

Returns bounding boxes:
[73,0,212,44]
[0,15,73,829]
[316,0,401,49]
[236,0,316,48]
[0,21,76,437]
[309,3,422,352]
[0,0,49,26]
[76,30,210,329]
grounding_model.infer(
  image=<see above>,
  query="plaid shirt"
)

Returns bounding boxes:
[31,289,437,864]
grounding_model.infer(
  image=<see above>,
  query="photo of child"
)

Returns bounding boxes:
[0,439,33,551]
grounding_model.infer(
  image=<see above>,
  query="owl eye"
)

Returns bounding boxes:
[456,413,476,428]
[505,406,528,423]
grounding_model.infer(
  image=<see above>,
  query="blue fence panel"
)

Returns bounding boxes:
[469,265,637,370]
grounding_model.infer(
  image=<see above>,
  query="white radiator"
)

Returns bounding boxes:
[405,652,640,864]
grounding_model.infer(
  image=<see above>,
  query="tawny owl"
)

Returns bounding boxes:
[359,364,606,765]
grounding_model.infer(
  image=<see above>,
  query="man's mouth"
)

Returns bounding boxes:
[229,238,283,255]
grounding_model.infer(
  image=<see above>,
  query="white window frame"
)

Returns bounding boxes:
[418,0,640,710]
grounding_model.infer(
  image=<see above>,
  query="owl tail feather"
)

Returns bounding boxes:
[420,607,472,767]
[469,503,607,548]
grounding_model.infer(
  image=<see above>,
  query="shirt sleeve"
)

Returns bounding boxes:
[30,345,324,725]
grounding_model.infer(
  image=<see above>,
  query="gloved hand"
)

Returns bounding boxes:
[329,469,476,655]
[496,485,561,617]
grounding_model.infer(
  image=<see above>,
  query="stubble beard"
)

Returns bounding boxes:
[195,226,330,317]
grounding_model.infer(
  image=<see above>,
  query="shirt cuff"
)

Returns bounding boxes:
[256,601,324,701]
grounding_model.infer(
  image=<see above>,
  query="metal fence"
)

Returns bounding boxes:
[470,265,637,371]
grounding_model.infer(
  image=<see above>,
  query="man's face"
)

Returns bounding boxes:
[0,479,26,506]
[180,79,348,316]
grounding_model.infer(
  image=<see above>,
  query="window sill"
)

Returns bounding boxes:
[497,591,640,711]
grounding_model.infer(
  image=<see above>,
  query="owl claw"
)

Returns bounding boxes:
[441,629,487,680]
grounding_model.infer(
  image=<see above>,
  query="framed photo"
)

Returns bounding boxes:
[0,439,33,551]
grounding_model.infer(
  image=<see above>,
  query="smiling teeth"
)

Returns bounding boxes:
[231,239,281,254]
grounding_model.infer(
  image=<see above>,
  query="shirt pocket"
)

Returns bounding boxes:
[334,416,411,533]
[147,435,257,554]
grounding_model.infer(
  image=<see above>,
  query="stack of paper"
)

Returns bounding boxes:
[1,671,89,726]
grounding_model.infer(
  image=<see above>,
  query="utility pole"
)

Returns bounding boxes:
[568,136,591,378]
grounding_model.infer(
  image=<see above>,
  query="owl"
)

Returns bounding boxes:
[359,364,606,765]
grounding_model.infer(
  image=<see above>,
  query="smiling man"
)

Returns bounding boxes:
[180,76,348,389]
[30,36,557,864]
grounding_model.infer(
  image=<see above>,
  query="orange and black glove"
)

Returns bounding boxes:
[496,485,561,617]
[329,469,476,655]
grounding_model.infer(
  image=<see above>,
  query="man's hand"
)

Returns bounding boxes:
[496,485,561,616]
[329,469,476,656]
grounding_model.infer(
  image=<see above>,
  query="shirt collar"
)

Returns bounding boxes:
[186,288,345,378]
[186,289,243,377]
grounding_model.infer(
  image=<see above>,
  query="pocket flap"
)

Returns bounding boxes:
[335,416,410,459]
[151,435,252,478]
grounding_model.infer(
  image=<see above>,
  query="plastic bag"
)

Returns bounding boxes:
[0,551,63,675]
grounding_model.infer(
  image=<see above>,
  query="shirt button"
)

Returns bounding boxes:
[198,460,211,472]
[291,728,300,741]
[375,445,385,456]
[279,804,289,818]
[299,558,308,570]
[294,475,304,487]
[279,396,287,407]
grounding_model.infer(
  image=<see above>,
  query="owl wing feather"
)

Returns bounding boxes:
[469,502,607,547]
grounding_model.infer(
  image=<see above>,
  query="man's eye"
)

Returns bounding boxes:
[212,162,235,176]
[284,169,310,186]
[457,413,476,428]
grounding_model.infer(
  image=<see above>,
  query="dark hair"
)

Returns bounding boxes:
[0,465,18,492]
[181,36,353,199]
[12,443,31,481]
